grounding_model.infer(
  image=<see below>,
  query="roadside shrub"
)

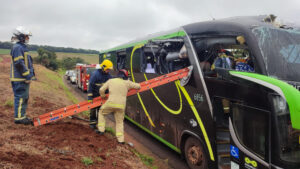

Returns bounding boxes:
[61,57,85,70]
[34,48,59,71]
[81,157,93,166]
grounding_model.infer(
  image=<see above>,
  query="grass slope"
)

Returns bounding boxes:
[0,48,99,64]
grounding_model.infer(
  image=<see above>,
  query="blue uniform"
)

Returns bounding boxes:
[10,42,35,121]
[87,69,111,127]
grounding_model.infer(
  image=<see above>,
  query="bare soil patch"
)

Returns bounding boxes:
[0,55,150,169]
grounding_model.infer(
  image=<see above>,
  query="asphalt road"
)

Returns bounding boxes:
[64,77,189,169]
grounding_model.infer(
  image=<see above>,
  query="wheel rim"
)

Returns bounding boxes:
[187,145,204,166]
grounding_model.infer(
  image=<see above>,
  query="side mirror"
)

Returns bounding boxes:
[180,66,193,86]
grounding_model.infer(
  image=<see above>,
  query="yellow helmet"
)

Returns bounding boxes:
[100,59,113,71]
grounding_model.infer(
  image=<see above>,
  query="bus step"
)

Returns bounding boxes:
[216,131,230,142]
[219,164,230,169]
[218,152,230,169]
[216,127,229,132]
[216,140,230,144]
[217,144,230,153]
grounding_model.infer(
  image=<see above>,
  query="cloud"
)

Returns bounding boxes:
[0,0,299,50]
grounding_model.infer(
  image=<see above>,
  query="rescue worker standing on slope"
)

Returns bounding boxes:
[10,26,35,125]
[97,69,141,144]
[87,60,113,129]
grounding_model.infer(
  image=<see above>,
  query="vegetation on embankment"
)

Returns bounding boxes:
[0,48,99,66]
[31,65,78,105]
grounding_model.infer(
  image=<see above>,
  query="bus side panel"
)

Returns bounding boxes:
[126,47,184,147]
[176,37,217,167]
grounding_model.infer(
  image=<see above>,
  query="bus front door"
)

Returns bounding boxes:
[229,103,270,169]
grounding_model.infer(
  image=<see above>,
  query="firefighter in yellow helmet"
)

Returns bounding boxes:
[87,59,113,130]
[97,69,141,143]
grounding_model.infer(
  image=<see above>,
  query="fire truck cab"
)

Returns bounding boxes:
[76,64,96,92]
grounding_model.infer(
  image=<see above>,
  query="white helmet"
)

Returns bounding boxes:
[11,26,32,43]
[13,26,32,36]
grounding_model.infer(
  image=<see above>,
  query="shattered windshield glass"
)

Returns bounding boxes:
[252,27,300,82]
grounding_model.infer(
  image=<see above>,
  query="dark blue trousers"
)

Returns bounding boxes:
[11,82,30,120]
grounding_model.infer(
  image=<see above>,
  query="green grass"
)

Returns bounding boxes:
[28,50,98,64]
[4,99,14,107]
[81,157,93,166]
[0,49,10,55]
[105,127,116,135]
[0,48,98,64]
[130,149,157,169]
[44,69,78,104]
[55,52,99,64]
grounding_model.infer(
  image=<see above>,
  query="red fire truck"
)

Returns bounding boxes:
[76,64,97,92]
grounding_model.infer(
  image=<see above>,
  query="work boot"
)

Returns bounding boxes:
[14,117,32,125]
[118,142,125,145]
[89,124,97,129]
[95,130,104,135]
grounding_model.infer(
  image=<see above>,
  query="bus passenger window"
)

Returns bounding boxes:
[145,56,156,73]
[192,36,257,76]
[117,51,126,70]
[166,45,190,72]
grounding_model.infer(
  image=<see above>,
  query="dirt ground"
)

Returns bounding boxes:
[0,55,151,169]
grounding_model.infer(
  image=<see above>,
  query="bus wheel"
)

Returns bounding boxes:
[184,137,208,169]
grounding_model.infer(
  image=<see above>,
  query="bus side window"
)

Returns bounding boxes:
[155,48,169,74]
[193,36,257,76]
[165,44,190,73]
[144,55,156,73]
[116,53,126,70]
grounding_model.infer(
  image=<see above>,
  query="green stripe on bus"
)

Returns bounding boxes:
[230,71,300,129]
[125,115,181,153]
[100,30,186,54]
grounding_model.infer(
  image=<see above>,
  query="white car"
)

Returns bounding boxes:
[70,72,77,84]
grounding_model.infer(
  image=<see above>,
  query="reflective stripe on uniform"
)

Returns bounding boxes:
[18,98,23,118]
[116,132,123,136]
[22,71,29,76]
[15,116,26,120]
[95,83,103,86]
[14,56,24,61]
[105,103,125,109]
[90,121,97,124]
[11,57,14,79]
[97,123,105,127]
[24,52,28,69]
[88,93,93,96]
[10,78,26,81]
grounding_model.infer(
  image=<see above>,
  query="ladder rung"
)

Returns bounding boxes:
[33,67,191,126]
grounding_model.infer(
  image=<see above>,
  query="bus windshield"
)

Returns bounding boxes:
[252,26,300,82]
[273,96,300,163]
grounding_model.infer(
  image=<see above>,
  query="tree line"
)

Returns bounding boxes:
[0,41,99,54]
[34,48,86,71]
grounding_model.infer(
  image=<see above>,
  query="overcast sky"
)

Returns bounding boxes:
[0,0,299,51]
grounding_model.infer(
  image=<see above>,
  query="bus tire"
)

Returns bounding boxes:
[184,137,208,169]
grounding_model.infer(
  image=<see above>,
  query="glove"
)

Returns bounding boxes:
[100,94,107,99]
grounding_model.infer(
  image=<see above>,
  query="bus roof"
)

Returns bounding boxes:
[99,15,281,54]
